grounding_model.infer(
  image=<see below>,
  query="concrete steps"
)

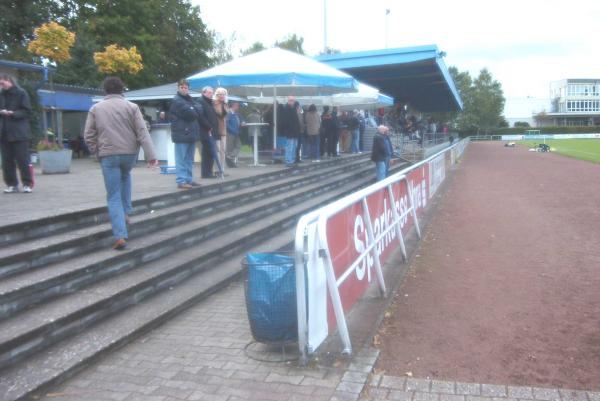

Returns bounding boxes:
[0,154,407,401]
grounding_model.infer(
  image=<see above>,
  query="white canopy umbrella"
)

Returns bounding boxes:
[187,48,359,146]
[247,81,394,110]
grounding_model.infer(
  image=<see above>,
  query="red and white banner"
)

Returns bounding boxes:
[301,140,469,354]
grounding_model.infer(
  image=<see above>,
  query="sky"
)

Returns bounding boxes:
[192,0,600,118]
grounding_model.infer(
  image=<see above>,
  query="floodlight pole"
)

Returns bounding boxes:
[323,0,328,51]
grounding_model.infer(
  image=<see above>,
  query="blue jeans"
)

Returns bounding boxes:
[308,135,320,159]
[351,129,360,153]
[375,157,390,181]
[285,137,298,165]
[174,142,195,184]
[100,154,137,240]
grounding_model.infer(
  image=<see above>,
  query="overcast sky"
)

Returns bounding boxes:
[193,0,600,117]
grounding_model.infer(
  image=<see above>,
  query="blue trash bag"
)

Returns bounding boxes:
[245,253,298,343]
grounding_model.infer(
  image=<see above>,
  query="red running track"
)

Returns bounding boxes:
[376,142,600,390]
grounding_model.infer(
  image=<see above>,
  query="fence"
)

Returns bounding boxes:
[294,138,470,364]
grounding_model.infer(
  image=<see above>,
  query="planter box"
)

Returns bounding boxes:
[39,149,72,174]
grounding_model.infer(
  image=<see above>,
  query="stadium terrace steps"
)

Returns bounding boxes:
[0,154,408,401]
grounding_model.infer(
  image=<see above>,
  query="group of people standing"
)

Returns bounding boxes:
[168,80,244,188]
[273,98,365,167]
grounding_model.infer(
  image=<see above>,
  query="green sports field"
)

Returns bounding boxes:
[517,139,600,164]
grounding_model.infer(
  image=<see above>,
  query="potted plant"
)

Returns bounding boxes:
[37,138,73,174]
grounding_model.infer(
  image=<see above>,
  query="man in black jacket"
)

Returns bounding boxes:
[371,125,393,181]
[169,79,202,189]
[280,96,301,167]
[196,86,219,178]
[0,74,33,193]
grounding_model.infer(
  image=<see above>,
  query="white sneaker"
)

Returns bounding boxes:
[3,186,18,193]
[22,186,33,193]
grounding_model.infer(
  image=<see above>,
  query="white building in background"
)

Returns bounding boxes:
[544,79,600,126]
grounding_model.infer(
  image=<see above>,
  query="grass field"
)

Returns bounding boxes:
[517,139,600,164]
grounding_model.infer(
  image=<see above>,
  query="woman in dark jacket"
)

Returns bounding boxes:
[0,74,33,193]
[169,79,202,189]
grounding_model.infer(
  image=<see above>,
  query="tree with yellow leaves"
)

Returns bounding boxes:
[27,22,76,64]
[93,45,143,75]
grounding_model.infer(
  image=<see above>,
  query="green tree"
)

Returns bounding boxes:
[447,67,506,134]
[0,1,71,61]
[209,31,235,66]
[275,34,305,54]
[469,68,506,133]
[241,42,267,56]
[70,0,213,88]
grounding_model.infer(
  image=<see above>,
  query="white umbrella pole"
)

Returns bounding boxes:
[273,86,277,149]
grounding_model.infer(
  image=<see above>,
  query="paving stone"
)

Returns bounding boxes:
[481,385,507,398]
[150,385,194,399]
[406,378,431,392]
[300,376,341,388]
[353,356,378,366]
[493,398,517,401]
[288,394,318,401]
[356,348,380,360]
[337,381,366,394]
[414,391,440,401]
[215,385,254,400]
[380,375,407,390]
[265,372,305,385]
[432,380,456,394]
[365,387,391,401]
[456,383,481,396]
[588,393,600,401]
[368,374,383,387]
[124,394,169,401]
[440,395,466,401]
[231,370,269,381]
[559,390,589,401]
[330,390,360,401]
[532,388,561,401]
[342,371,369,384]
[466,396,493,401]
[388,390,414,401]
[508,386,533,399]
[187,391,229,401]
[348,363,374,374]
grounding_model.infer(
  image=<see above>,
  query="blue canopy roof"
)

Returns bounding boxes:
[37,89,95,112]
[316,45,462,112]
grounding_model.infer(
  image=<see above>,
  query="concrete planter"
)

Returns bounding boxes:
[39,149,72,174]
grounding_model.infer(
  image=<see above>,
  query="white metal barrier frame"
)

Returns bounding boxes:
[294,138,470,364]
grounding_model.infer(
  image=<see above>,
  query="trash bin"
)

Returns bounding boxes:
[243,252,298,344]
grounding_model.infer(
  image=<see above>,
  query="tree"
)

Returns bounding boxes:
[275,34,305,55]
[449,67,506,134]
[94,44,143,75]
[209,31,235,66]
[241,42,267,56]
[0,1,71,61]
[74,0,213,88]
[469,69,505,133]
[514,121,530,128]
[27,21,76,64]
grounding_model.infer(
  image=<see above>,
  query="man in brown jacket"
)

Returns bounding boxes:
[84,76,158,250]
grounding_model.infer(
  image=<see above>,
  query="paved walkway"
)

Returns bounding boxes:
[0,156,284,226]
[38,281,377,401]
